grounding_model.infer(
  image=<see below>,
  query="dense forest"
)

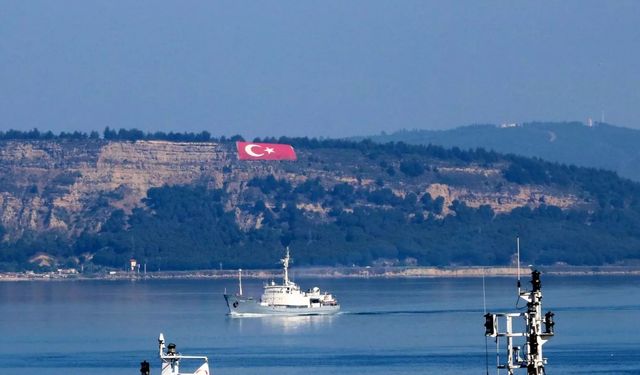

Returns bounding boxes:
[0,130,639,272]
[88,184,640,270]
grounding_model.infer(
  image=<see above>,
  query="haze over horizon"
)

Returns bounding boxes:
[2,1,639,138]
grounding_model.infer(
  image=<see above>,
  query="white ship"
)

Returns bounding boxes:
[223,248,339,316]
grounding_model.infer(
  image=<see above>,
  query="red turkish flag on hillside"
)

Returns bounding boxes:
[236,142,297,160]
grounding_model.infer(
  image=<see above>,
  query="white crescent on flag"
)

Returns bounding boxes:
[244,144,264,157]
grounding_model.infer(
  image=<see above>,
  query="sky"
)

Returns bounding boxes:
[1,1,639,138]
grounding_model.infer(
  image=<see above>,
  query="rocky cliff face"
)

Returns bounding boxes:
[0,140,227,238]
[0,139,582,239]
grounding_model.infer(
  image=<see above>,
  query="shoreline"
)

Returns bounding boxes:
[2,265,639,282]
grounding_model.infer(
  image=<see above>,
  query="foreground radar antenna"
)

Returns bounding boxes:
[151,333,210,375]
[517,237,521,293]
[484,245,555,374]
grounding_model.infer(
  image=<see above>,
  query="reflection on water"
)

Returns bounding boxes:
[229,313,337,333]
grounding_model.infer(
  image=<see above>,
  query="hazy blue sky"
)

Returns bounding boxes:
[1,1,639,138]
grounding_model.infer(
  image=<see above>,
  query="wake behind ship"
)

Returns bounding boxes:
[223,248,339,316]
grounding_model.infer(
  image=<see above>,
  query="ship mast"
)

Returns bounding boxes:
[281,247,291,285]
[484,244,555,375]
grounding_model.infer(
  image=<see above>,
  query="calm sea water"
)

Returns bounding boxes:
[0,275,638,375]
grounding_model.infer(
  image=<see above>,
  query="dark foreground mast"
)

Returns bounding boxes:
[484,270,555,375]
[139,333,210,375]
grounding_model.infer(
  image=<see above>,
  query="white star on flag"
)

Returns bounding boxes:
[264,147,275,154]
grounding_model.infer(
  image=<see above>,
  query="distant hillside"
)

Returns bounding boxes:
[362,122,640,181]
[0,131,639,271]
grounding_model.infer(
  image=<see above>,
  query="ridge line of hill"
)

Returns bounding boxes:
[0,130,638,271]
[359,121,640,181]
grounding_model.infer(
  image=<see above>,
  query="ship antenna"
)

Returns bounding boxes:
[517,237,521,294]
[282,247,291,285]
[238,268,243,296]
[483,269,489,375]
[516,237,523,309]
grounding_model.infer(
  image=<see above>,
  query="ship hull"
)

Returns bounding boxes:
[224,294,340,317]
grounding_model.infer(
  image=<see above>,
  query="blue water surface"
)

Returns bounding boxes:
[1,275,638,374]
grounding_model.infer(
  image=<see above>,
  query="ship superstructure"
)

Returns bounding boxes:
[139,333,210,375]
[223,247,339,316]
[484,240,556,375]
